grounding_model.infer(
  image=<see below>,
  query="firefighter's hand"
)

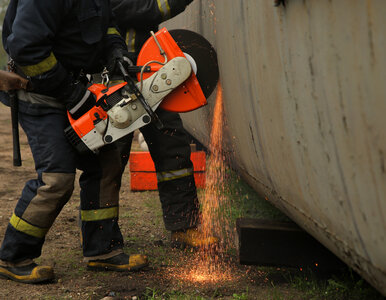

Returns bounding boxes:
[107,48,133,77]
[65,82,96,120]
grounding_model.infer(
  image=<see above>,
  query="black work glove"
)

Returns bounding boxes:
[64,81,96,120]
[107,48,133,77]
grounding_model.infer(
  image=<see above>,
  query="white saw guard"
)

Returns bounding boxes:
[81,57,192,152]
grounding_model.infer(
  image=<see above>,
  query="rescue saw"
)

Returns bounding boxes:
[64,28,219,154]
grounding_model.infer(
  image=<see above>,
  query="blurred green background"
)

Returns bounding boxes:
[0,1,8,70]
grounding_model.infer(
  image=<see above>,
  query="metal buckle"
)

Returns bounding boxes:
[101,67,110,86]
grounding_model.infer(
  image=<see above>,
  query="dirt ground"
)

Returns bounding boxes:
[0,104,288,300]
[0,104,383,300]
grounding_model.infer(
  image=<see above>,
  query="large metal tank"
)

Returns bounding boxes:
[163,0,386,295]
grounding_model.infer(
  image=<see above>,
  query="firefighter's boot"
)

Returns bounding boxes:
[87,253,148,272]
[0,262,54,284]
[171,227,219,249]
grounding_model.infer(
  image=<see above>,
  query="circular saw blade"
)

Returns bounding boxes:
[169,29,219,99]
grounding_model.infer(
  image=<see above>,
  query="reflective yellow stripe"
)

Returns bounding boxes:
[19,52,57,77]
[157,168,193,182]
[125,29,136,53]
[0,265,53,281]
[81,207,118,221]
[108,79,125,86]
[9,213,48,239]
[156,0,171,20]
[107,27,120,36]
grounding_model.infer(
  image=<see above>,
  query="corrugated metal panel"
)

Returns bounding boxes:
[163,0,386,295]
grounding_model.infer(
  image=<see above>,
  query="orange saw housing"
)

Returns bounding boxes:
[67,82,127,139]
[136,27,207,112]
[64,28,209,154]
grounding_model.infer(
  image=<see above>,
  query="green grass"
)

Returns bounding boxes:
[223,168,289,222]
[143,193,161,210]
[196,164,384,300]
[197,166,289,228]
[196,166,290,251]
[291,269,384,300]
[232,288,249,300]
[258,266,386,300]
[143,194,164,226]
[142,287,252,300]
[1,2,8,70]
[142,287,223,300]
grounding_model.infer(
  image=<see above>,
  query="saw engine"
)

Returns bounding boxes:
[64,28,218,154]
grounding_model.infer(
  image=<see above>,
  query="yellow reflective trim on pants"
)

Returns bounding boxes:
[157,168,193,182]
[9,213,48,239]
[125,29,136,53]
[19,52,57,77]
[107,27,120,36]
[156,0,171,20]
[81,207,118,222]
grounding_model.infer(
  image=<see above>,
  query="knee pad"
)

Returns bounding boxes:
[20,172,75,229]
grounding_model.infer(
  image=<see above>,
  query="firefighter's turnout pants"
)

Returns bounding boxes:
[0,109,124,263]
[116,108,200,231]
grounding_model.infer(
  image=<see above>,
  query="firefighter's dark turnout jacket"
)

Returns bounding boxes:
[110,0,200,231]
[0,0,127,263]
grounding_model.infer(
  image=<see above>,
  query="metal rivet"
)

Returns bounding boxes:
[104,135,113,143]
[131,104,137,110]
[152,85,159,91]
[166,79,172,85]
[142,115,151,123]
[161,73,167,79]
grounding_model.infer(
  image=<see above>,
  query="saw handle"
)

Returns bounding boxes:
[10,91,21,166]
[117,61,163,129]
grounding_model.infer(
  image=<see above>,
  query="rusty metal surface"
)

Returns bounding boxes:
[163,0,386,295]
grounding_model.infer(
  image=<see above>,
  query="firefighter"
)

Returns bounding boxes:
[110,0,219,248]
[0,0,148,284]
